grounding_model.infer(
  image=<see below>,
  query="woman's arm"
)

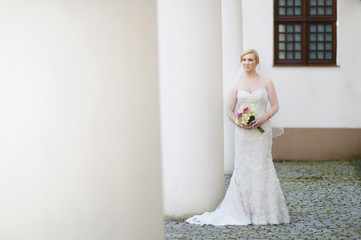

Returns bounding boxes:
[227,86,239,126]
[266,79,279,119]
[251,79,279,129]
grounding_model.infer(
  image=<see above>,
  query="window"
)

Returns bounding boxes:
[274,0,337,66]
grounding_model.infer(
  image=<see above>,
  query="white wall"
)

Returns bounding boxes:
[241,0,361,128]
[222,0,243,173]
[158,0,224,216]
[0,1,163,239]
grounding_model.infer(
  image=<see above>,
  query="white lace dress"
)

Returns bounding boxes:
[186,88,290,226]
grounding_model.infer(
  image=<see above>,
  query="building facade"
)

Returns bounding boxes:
[223,0,361,173]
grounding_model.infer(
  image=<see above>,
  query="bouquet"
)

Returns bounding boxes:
[235,105,264,133]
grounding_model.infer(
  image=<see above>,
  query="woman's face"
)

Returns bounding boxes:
[241,53,258,72]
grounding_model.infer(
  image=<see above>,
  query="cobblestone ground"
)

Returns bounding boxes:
[164,160,361,239]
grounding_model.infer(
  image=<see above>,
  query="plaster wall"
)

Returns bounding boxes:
[158,0,224,216]
[0,1,163,239]
[222,0,243,173]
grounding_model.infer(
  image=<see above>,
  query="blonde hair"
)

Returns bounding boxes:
[240,49,260,63]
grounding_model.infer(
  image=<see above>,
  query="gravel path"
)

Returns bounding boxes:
[164,160,361,239]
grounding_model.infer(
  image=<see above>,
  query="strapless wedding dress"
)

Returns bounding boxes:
[186,88,290,226]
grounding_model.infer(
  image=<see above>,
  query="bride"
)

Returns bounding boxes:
[186,49,290,226]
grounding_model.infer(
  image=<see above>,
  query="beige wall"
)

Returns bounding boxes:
[273,128,361,160]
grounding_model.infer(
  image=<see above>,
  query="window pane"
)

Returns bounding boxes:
[287,7,294,15]
[279,24,286,33]
[310,34,317,41]
[310,25,317,33]
[325,52,332,59]
[307,23,334,62]
[318,33,324,41]
[279,7,286,15]
[309,52,316,59]
[287,43,294,50]
[317,52,324,59]
[317,43,324,50]
[279,33,285,41]
[287,25,294,32]
[279,52,286,59]
[279,43,286,50]
[308,0,334,16]
[325,43,332,50]
[295,52,302,59]
[279,0,308,16]
[277,23,303,61]
[318,25,325,32]
[318,7,324,15]
[310,7,317,15]
[295,0,302,6]
[287,52,294,59]
[310,43,317,50]
[326,24,332,32]
[326,7,332,15]
[278,0,305,16]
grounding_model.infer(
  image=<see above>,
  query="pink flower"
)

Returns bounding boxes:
[243,107,248,113]
[237,113,243,119]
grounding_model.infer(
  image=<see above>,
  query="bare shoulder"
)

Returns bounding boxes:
[261,77,273,85]
[230,81,240,93]
[260,77,275,89]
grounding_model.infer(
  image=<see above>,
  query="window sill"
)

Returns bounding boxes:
[272,64,340,68]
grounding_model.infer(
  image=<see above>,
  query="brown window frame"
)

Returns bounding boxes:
[274,0,337,66]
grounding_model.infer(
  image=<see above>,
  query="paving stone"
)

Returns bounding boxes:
[164,160,361,239]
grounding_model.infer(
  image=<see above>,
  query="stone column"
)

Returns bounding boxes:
[158,0,224,216]
[222,0,243,174]
[0,1,163,239]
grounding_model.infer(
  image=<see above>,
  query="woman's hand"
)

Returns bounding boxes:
[235,119,259,130]
[250,116,266,129]
[234,120,251,130]
[242,124,253,130]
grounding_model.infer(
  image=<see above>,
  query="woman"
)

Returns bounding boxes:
[186,49,290,226]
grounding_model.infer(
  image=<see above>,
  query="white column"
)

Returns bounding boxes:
[222,0,243,174]
[158,0,224,216]
[0,1,163,240]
